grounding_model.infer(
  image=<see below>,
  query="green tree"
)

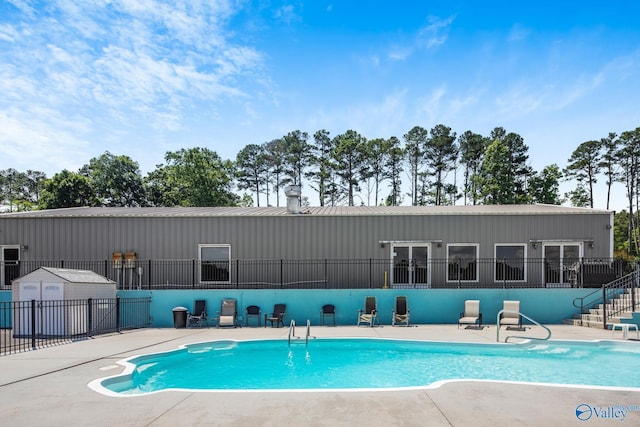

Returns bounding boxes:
[235,144,268,206]
[384,136,404,206]
[331,130,366,206]
[599,132,621,210]
[425,124,458,205]
[403,126,428,205]
[476,138,515,204]
[458,131,487,205]
[565,184,591,207]
[282,130,311,187]
[306,130,334,206]
[501,130,533,204]
[263,138,287,206]
[360,137,391,205]
[39,170,98,209]
[149,147,239,207]
[81,152,146,207]
[617,128,640,255]
[564,140,601,208]
[529,164,563,205]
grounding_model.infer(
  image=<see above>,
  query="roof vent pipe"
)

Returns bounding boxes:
[285,185,301,214]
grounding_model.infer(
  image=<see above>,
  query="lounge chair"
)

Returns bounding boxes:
[458,299,482,329]
[392,295,410,326]
[187,299,208,328]
[499,300,523,330]
[217,298,238,328]
[265,303,286,328]
[357,296,378,327]
[321,304,336,326]
[245,305,261,327]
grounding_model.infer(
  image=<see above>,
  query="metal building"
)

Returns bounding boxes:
[0,203,615,289]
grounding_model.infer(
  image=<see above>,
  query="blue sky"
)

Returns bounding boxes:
[1,1,639,209]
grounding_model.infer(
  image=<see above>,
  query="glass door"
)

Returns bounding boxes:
[543,243,581,286]
[391,244,430,288]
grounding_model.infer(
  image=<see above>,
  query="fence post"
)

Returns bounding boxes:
[369,259,373,289]
[633,268,638,312]
[191,259,195,289]
[602,287,607,329]
[87,298,93,337]
[148,259,152,289]
[235,259,239,288]
[116,297,121,332]
[324,259,328,289]
[31,299,36,350]
[280,259,284,288]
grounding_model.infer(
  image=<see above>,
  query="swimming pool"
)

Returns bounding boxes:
[90,338,640,396]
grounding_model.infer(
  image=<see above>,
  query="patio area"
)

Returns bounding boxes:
[0,324,638,426]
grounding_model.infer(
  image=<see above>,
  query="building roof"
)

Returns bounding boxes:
[0,204,612,218]
[20,267,115,284]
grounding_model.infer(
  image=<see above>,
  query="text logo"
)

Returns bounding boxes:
[576,404,593,421]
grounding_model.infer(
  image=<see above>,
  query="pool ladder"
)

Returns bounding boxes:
[496,310,552,343]
[288,319,315,345]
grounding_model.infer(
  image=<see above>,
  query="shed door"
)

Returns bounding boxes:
[17,283,41,335]
[391,244,430,288]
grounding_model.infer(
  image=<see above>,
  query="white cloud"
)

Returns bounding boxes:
[387,15,455,61]
[417,15,455,49]
[0,0,268,173]
[508,23,531,42]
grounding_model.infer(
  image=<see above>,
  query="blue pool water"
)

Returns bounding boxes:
[92,338,640,395]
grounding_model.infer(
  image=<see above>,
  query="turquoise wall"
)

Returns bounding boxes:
[0,289,589,328]
[112,288,589,328]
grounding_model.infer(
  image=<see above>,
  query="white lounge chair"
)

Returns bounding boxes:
[458,300,482,329]
[499,300,523,330]
[217,298,238,328]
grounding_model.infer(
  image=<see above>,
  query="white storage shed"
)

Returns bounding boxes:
[12,267,116,336]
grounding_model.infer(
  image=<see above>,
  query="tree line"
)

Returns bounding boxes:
[1,124,640,253]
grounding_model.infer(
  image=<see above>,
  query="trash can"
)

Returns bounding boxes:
[172,306,188,328]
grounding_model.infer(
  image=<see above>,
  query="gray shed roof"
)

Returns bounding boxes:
[0,204,612,218]
[22,267,116,284]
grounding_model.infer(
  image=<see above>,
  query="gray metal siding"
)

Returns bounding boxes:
[1,211,612,262]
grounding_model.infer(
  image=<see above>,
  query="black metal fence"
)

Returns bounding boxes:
[2,258,636,290]
[0,297,151,356]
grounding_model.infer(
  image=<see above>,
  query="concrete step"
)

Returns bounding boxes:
[569,286,639,330]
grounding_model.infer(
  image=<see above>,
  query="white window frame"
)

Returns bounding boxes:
[198,244,231,284]
[494,243,527,283]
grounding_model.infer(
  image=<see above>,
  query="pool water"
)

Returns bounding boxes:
[92,338,640,395]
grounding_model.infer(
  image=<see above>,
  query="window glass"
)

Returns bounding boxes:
[447,244,478,281]
[199,245,230,283]
[495,245,525,281]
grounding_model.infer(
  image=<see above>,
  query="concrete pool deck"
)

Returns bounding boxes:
[0,324,639,426]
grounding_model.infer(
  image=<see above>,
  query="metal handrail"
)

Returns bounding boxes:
[496,310,552,343]
[305,319,313,345]
[288,319,296,344]
[572,269,638,327]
